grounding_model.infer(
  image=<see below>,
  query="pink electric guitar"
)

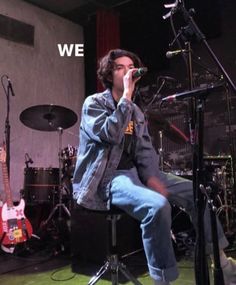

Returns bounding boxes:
[0,146,33,248]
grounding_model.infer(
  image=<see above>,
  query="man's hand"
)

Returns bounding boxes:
[123,68,140,101]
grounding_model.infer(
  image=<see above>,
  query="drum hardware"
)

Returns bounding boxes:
[171,205,195,257]
[41,127,71,227]
[169,169,193,180]
[157,131,174,171]
[148,111,189,145]
[204,155,235,234]
[24,153,34,168]
[20,104,78,248]
[148,110,190,172]
[61,145,77,179]
[22,167,59,204]
[20,104,78,132]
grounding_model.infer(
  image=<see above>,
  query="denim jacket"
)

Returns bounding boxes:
[73,89,160,210]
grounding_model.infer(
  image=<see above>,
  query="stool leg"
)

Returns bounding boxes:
[87,261,110,285]
[88,213,143,285]
[118,261,143,285]
[110,255,119,285]
[87,254,143,285]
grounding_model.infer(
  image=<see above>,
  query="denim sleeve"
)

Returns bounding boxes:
[134,121,160,183]
[81,95,133,145]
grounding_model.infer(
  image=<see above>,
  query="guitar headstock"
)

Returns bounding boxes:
[0,145,6,163]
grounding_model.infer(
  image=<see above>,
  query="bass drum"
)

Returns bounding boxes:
[22,167,59,204]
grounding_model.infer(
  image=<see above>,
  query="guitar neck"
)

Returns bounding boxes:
[1,162,13,207]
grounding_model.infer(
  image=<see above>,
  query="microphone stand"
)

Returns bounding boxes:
[167,17,210,284]
[179,5,236,202]
[0,75,13,178]
[193,93,210,285]
[5,90,11,177]
[176,3,236,284]
[185,35,210,285]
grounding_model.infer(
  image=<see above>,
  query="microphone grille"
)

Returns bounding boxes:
[139,67,148,74]
[166,51,173,59]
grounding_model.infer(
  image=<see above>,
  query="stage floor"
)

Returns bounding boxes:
[0,238,235,285]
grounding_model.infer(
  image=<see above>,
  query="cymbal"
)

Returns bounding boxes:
[147,111,189,144]
[20,104,78,131]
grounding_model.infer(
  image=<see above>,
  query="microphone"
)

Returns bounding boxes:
[166,49,187,59]
[157,76,177,82]
[132,67,148,79]
[7,76,15,96]
[161,83,225,102]
[25,153,33,168]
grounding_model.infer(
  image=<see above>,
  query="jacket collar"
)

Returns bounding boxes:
[101,89,116,110]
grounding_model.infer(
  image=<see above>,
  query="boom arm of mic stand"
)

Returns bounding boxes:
[202,39,236,94]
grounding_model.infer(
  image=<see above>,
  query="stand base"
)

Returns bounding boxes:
[88,254,143,285]
[42,203,71,227]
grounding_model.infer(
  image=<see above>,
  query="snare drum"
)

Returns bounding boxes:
[23,167,59,204]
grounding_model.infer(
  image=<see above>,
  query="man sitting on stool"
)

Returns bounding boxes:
[73,49,236,285]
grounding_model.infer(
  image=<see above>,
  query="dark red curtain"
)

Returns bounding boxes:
[96,9,120,91]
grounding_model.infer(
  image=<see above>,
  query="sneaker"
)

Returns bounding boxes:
[222,257,236,285]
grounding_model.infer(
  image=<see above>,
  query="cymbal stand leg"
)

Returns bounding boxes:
[57,127,71,218]
[58,127,63,220]
[42,203,71,226]
[42,127,71,227]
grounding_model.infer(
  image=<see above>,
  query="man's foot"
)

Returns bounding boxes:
[222,257,236,285]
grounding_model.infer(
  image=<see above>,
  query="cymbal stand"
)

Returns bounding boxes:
[43,127,71,226]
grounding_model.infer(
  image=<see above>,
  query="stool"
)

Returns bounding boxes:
[86,207,143,285]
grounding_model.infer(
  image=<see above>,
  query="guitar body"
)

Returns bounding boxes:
[0,199,33,246]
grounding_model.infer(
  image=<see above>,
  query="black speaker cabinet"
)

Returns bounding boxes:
[70,206,143,263]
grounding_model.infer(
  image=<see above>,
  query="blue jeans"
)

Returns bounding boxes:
[110,167,229,282]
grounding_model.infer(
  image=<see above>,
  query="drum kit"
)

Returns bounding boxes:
[147,108,236,236]
[19,104,78,239]
[147,109,191,172]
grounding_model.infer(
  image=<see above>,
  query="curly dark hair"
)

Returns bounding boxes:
[97,49,143,89]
